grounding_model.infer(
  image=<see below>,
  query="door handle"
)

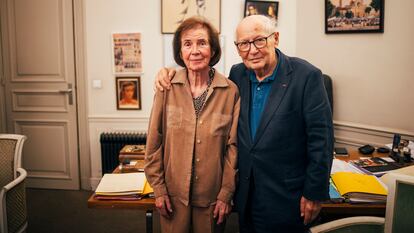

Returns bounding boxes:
[59,83,73,105]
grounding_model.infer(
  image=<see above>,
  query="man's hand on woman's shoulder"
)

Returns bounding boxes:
[154,67,176,91]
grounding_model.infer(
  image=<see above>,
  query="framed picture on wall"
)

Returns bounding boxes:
[161,0,221,34]
[244,0,279,24]
[112,32,142,75]
[116,77,141,110]
[325,0,384,34]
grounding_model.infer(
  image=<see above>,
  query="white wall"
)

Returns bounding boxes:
[86,0,414,186]
[85,0,298,187]
[296,0,414,146]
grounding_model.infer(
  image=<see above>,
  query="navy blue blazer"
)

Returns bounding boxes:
[229,49,334,229]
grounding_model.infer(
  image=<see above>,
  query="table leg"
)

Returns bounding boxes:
[146,210,153,233]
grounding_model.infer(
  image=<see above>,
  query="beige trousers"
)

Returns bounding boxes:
[159,197,225,233]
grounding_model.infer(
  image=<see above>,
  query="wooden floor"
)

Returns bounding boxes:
[26,188,239,233]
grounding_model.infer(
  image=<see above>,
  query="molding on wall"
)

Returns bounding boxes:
[334,120,414,137]
[0,0,7,133]
[334,120,414,149]
[88,115,150,123]
[90,177,100,191]
[74,0,92,191]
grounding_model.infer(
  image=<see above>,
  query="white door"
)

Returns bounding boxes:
[1,0,80,189]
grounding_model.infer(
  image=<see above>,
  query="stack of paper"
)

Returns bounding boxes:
[331,172,387,203]
[95,172,153,200]
[331,158,364,174]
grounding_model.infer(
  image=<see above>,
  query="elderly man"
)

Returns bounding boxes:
[155,15,333,233]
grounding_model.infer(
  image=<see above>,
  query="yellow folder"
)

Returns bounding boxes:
[331,172,387,197]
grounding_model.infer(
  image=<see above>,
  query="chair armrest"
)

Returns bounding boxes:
[1,168,28,233]
[3,168,27,192]
[310,216,385,233]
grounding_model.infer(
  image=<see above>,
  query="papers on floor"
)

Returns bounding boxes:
[95,172,153,200]
[331,172,387,203]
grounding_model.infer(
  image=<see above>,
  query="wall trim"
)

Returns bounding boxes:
[334,120,414,137]
[90,177,101,190]
[334,120,414,148]
[73,0,91,190]
[88,115,150,123]
[0,0,8,133]
[0,25,5,133]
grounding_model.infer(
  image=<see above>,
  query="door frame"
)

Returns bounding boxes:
[0,0,92,190]
[0,21,6,133]
[73,0,91,190]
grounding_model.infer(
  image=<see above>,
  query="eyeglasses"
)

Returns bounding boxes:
[234,33,274,52]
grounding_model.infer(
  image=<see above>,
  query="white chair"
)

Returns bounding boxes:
[310,173,414,233]
[384,173,414,233]
[309,216,384,233]
[0,134,28,233]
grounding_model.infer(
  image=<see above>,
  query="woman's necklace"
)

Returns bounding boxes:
[193,68,214,119]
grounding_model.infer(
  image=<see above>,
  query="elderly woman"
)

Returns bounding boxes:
[145,17,240,233]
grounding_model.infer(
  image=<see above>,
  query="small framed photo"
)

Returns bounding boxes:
[325,0,384,34]
[112,32,142,75]
[116,77,141,110]
[161,0,221,34]
[244,0,279,23]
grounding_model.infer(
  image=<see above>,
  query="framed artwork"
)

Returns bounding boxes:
[116,77,141,110]
[244,0,279,24]
[112,32,142,75]
[161,0,221,34]
[325,0,384,34]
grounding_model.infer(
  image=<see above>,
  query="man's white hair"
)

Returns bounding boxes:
[256,15,277,34]
[235,15,277,39]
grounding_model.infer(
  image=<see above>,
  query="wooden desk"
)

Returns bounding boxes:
[320,149,390,220]
[87,163,155,233]
[89,149,403,229]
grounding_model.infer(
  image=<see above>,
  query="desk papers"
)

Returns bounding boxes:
[331,172,387,203]
[95,172,148,196]
[331,159,364,174]
[329,179,344,203]
[349,157,402,176]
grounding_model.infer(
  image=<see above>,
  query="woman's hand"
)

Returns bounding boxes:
[154,68,176,91]
[213,199,231,224]
[155,195,173,218]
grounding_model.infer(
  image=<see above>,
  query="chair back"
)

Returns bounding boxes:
[384,173,414,233]
[0,134,26,181]
[322,74,333,115]
[0,134,27,233]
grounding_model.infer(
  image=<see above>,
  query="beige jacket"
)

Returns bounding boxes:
[145,69,240,207]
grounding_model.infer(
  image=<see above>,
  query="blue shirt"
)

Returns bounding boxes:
[250,51,280,140]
